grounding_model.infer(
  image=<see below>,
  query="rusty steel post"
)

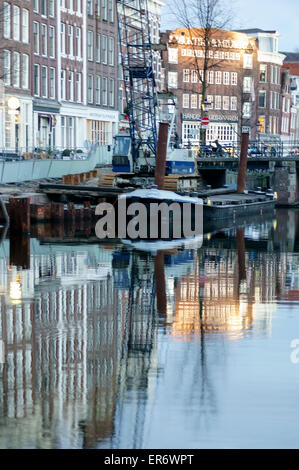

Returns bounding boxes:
[154,122,169,190]
[237,132,249,193]
[9,197,30,234]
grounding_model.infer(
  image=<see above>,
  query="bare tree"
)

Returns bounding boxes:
[167,0,234,144]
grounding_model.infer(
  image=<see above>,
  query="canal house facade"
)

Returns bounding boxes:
[0,0,119,154]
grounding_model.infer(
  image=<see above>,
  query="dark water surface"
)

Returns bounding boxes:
[0,209,299,449]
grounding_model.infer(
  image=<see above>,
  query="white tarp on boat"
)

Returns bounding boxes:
[120,188,203,205]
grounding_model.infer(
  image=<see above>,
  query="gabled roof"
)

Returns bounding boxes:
[281,52,299,62]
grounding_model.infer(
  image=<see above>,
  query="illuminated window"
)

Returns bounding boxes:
[260,64,267,82]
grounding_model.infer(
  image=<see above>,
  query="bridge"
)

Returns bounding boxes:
[197,155,299,205]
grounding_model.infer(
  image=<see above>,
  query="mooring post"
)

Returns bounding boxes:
[237,132,249,194]
[9,197,30,235]
[154,122,169,190]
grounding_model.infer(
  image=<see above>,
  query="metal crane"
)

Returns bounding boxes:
[114,0,158,177]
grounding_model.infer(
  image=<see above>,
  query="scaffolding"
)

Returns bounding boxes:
[117,0,158,165]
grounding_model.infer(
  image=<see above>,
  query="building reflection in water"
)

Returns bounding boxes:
[0,211,297,448]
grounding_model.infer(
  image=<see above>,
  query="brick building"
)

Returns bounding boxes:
[237,29,286,141]
[160,28,259,146]
[0,0,119,154]
[160,27,291,147]
[282,53,299,143]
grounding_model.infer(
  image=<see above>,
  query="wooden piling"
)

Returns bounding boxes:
[237,132,249,193]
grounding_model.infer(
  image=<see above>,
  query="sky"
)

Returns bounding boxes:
[161,0,298,53]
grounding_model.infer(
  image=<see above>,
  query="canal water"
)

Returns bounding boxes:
[0,209,298,449]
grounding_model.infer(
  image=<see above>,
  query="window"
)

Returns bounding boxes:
[231,72,237,86]
[270,65,274,84]
[259,90,266,108]
[95,0,100,15]
[102,0,107,21]
[215,95,221,110]
[242,102,252,118]
[109,37,114,66]
[34,64,40,95]
[41,0,47,16]
[61,23,66,54]
[77,0,82,13]
[68,25,74,56]
[215,71,221,84]
[183,69,190,83]
[96,34,101,62]
[49,67,55,98]
[88,31,93,60]
[13,6,20,41]
[182,94,189,108]
[231,96,237,111]
[95,76,101,104]
[102,77,107,105]
[208,70,214,84]
[41,66,48,97]
[102,35,107,64]
[243,76,251,93]
[4,50,11,86]
[168,48,178,64]
[76,27,81,57]
[88,74,93,103]
[87,0,93,15]
[41,24,47,56]
[191,70,198,83]
[275,66,279,85]
[60,70,66,100]
[109,79,114,106]
[260,64,267,82]
[22,54,29,89]
[49,26,55,58]
[68,71,74,101]
[33,0,39,12]
[223,96,229,110]
[3,3,11,39]
[243,54,253,69]
[76,73,81,102]
[223,72,229,85]
[191,94,197,109]
[33,22,39,54]
[108,0,114,22]
[49,0,55,16]
[22,9,29,43]
[13,52,20,87]
[168,72,178,88]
